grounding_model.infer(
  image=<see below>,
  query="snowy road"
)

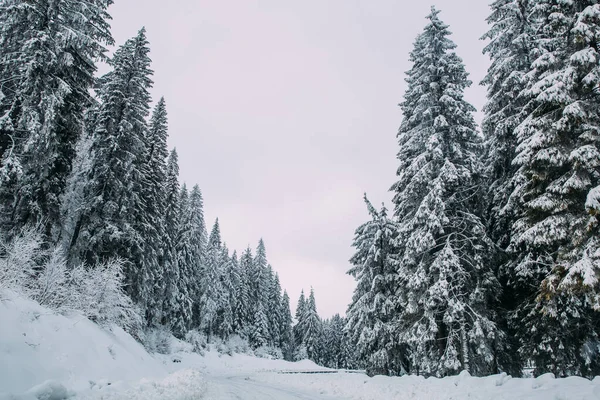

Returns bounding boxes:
[203,374,341,400]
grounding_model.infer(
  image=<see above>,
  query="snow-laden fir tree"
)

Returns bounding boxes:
[198,219,224,341]
[236,247,253,337]
[480,0,538,376]
[296,288,322,363]
[161,149,185,336]
[481,0,536,249]
[390,7,500,377]
[140,97,169,326]
[250,239,272,347]
[68,29,154,308]
[280,290,295,360]
[294,289,306,345]
[183,184,208,331]
[215,244,234,339]
[345,195,405,376]
[268,268,283,346]
[507,0,600,377]
[0,0,113,239]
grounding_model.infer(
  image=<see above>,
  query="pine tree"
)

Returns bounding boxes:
[236,247,253,337]
[294,289,306,345]
[300,288,322,362]
[481,0,536,249]
[68,29,154,308]
[480,0,538,376]
[390,7,500,377]
[507,0,600,377]
[267,268,282,346]
[280,290,295,360]
[250,239,272,347]
[198,219,223,341]
[345,195,405,376]
[162,150,185,336]
[217,244,235,339]
[140,97,169,326]
[0,0,113,239]
[186,184,208,330]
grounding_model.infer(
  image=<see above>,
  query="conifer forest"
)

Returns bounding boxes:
[1,0,600,388]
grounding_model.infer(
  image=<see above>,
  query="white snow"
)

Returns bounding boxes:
[1,290,599,399]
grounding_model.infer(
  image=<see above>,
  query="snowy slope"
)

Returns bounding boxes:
[0,291,168,396]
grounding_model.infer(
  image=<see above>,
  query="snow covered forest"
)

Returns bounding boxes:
[1,0,600,390]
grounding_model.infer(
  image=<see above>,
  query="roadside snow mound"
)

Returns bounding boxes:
[0,291,167,396]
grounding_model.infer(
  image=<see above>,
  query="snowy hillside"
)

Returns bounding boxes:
[1,292,600,400]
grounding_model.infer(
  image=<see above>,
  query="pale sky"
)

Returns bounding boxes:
[106,0,492,318]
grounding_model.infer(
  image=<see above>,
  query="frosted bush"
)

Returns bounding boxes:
[185,329,208,354]
[143,326,173,354]
[255,345,284,360]
[0,227,45,296]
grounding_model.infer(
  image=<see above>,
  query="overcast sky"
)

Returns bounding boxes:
[107,0,492,318]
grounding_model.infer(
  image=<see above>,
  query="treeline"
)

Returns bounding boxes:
[345,4,600,379]
[0,1,298,357]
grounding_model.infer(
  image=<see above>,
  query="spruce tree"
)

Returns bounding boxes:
[68,29,154,308]
[480,0,537,376]
[186,184,208,330]
[162,150,185,336]
[280,290,295,360]
[0,0,113,239]
[390,7,500,377]
[140,97,169,326]
[198,219,223,340]
[345,195,404,376]
[508,0,600,377]
[236,247,254,339]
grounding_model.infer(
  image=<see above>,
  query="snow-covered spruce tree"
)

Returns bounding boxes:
[216,244,234,339]
[0,0,113,239]
[183,184,208,331]
[390,7,500,377]
[161,150,185,336]
[507,0,600,377]
[345,195,405,376]
[298,288,322,362]
[250,239,272,347]
[228,250,243,335]
[140,97,169,326]
[267,268,283,346]
[236,247,253,337]
[481,0,536,249]
[480,0,538,376]
[68,29,155,309]
[280,290,295,360]
[293,289,306,346]
[197,219,224,341]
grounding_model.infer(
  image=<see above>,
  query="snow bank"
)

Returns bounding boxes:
[256,369,600,400]
[0,291,167,396]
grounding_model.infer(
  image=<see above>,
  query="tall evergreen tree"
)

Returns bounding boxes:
[345,196,404,376]
[0,0,113,239]
[68,29,154,307]
[507,0,600,377]
[390,7,500,377]
[280,290,295,360]
[140,97,169,326]
[162,150,185,336]
[236,247,254,337]
[198,219,223,340]
[185,184,208,330]
[299,288,322,362]
[480,0,537,376]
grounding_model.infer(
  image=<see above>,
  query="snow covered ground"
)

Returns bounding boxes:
[1,291,600,400]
